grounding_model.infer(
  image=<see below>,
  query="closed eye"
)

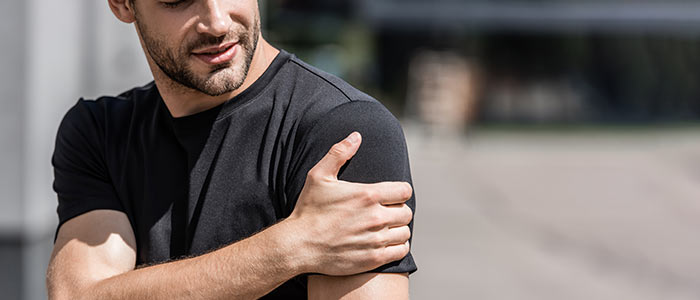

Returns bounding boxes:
[161,0,188,8]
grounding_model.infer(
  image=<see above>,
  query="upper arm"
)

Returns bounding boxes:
[307,273,409,300]
[47,209,137,299]
[53,100,125,230]
[295,100,416,298]
[288,100,418,273]
[49,100,135,298]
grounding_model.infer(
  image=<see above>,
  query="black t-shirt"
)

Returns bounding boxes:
[171,104,223,173]
[52,50,416,298]
[171,104,223,257]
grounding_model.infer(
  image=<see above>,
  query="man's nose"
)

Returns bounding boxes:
[196,0,231,37]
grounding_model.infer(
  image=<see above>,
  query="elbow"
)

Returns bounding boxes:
[46,273,88,300]
[47,284,72,300]
[47,284,90,300]
[46,279,76,300]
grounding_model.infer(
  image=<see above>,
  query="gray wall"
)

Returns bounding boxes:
[0,0,28,297]
[0,1,150,299]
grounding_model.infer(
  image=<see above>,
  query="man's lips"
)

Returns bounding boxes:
[191,42,238,65]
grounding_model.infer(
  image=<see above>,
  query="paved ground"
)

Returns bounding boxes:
[405,126,700,299]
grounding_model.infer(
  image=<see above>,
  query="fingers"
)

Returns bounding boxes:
[382,241,411,263]
[362,229,410,268]
[382,225,411,246]
[363,181,413,205]
[383,204,414,228]
[308,132,362,180]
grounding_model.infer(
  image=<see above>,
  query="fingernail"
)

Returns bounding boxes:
[347,132,360,144]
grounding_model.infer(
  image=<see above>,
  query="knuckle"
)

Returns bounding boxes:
[328,142,348,157]
[367,188,379,202]
[306,168,327,183]
[368,249,384,265]
[306,169,320,182]
[368,210,385,228]
[370,233,385,247]
[361,188,376,204]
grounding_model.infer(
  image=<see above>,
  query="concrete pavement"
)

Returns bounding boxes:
[406,127,700,299]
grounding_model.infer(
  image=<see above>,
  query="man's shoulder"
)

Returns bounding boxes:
[62,82,158,127]
[57,81,160,152]
[277,53,389,135]
[284,55,375,104]
[79,81,157,111]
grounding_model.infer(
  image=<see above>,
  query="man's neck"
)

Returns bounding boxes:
[153,37,279,118]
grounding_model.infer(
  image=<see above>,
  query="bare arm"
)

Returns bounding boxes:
[308,273,409,300]
[47,209,301,299]
[47,132,414,299]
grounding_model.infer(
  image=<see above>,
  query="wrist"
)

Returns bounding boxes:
[269,217,314,275]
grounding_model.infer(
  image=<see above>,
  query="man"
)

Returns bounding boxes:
[47,0,416,299]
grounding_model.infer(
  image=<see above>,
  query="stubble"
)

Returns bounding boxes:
[135,13,260,96]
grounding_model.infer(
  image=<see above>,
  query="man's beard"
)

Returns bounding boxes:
[136,17,260,96]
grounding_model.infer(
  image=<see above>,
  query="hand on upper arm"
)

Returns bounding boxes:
[47,209,137,299]
[307,273,409,300]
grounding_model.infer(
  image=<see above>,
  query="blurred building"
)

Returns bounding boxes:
[405,50,481,133]
[269,0,700,126]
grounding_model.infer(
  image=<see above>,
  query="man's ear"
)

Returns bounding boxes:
[108,0,136,23]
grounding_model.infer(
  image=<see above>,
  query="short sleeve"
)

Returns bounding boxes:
[287,100,417,274]
[52,99,123,237]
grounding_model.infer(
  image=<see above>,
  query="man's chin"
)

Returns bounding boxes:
[177,67,242,96]
[169,55,250,96]
[195,79,243,97]
[192,82,236,97]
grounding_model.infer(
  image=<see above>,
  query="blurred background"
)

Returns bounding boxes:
[2,0,700,299]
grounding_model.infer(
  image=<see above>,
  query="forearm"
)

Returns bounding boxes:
[67,221,302,300]
[308,273,409,300]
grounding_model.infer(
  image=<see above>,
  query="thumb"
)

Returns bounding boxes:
[309,132,362,180]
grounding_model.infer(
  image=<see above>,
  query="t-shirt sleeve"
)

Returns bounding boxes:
[52,99,124,237]
[287,99,417,274]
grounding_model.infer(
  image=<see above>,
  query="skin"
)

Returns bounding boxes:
[46,0,412,299]
[128,0,275,117]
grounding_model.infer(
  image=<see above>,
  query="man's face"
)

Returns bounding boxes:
[132,0,260,96]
